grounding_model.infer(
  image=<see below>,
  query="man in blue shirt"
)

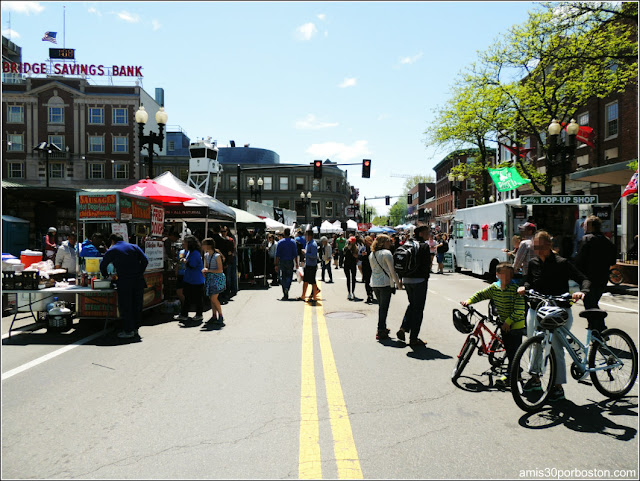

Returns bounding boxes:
[299,229,320,302]
[100,233,148,339]
[275,228,299,300]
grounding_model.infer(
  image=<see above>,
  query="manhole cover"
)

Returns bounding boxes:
[325,311,366,319]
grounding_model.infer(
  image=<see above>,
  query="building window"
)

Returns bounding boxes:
[48,106,64,124]
[325,201,333,217]
[7,134,24,152]
[8,162,24,178]
[295,201,305,216]
[326,179,332,192]
[263,176,273,191]
[466,198,475,208]
[296,176,305,191]
[88,162,105,179]
[7,105,24,123]
[88,135,105,153]
[577,112,589,126]
[311,201,320,217]
[168,141,175,151]
[466,178,475,191]
[48,135,65,151]
[49,162,65,179]
[279,176,289,190]
[88,107,104,125]
[262,200,274,206]
[112,108,128,125]
[229,175,237,190]
[179,168,189,182]
[113,162,130,179]
[278,199,290,210]
[605,102,618,138]
[112,136,129,153]
[312,179,320,192]
[228,199,239,208]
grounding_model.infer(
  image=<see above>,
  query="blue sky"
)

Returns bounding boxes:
[2,1,537,215]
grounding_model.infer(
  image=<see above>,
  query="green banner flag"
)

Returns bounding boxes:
[488,167,531,192]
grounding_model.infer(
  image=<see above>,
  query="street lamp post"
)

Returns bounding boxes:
[33,141,62,188]
[135,105,168,179]
[300,191,312,224]
[249,177,263,202]
[547,118,579,195]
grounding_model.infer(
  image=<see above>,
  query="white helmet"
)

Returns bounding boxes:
[536,305,569,330]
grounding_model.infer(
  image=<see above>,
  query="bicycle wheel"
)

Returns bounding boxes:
[589,328,638,398]
[451,336,478,382]
[510,334,556,412]
[488,338,506,367]
[609,268,624,285]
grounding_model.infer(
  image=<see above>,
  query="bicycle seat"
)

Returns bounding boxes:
[579,309,608,321]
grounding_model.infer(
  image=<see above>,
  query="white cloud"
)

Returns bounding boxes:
[339,77,357,88]
[151,19,162,31]
[88,7,102,16]
[1,2,44,14]
[295,22,317,41]
[317,14,326,20]
[2,28,20,38]
[295,114,339,130]
[305,141,371,162]
[114,10,140,23]
[399,52,423,65]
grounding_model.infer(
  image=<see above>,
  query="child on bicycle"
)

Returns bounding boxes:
[461,262,525,387]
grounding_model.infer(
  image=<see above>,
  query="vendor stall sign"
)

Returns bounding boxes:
[145,240,164,270]
[164,205,208,218]
[132,199,151,221]
[151,206,165,237]
[77,194,117,220]
[120,197,132,221]
[143,271,163,309]
[111,223,129,243]
[521,195,599,205]
[78,292,118,318]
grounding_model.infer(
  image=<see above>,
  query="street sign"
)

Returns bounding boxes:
[520,195,599,205]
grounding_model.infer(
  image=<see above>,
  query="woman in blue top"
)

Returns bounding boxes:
[176,238,188,307]
[174,235,205,324]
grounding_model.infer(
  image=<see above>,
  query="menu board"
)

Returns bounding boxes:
[132,199,151,222]
[120,197,132,221]
[77,194,117,220]
[111,223,129,243]
[145,240,164,270]
[151,206,165,237]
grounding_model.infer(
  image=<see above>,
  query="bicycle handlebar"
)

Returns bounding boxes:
[525,289,574,307]
[462,305,500,326]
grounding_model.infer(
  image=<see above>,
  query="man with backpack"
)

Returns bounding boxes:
[394,224,432,347]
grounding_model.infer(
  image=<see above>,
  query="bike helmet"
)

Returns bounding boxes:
[453,309,473,334]
[536,305,569,330]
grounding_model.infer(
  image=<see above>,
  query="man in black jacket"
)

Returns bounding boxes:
[574,215,617,330]
[396,225,432,347]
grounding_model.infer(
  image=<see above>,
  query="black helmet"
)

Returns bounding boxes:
[453,309,473,334]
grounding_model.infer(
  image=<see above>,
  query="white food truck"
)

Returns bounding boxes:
[450,195,614,280]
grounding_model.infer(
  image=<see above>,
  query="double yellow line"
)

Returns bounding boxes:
[299,282,363,479]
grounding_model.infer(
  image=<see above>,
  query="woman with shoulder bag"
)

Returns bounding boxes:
[369,234,403,340]
[202,238,226,325]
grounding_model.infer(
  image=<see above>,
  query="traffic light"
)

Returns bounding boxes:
[362,159,371,178]
[385,195,390,205]
[407,193,412,204]
[313,160,322,179]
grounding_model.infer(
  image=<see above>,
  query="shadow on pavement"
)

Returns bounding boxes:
[518,396,638,440]
[378,338,407,349]
[406,345,453,361]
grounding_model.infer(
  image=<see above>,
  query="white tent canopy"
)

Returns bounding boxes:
[320,220,342,234]
[264,217,288,232]
[346,219,358,231]
[230,207,266,226]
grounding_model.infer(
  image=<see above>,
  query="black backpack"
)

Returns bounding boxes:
[393,240,419,277]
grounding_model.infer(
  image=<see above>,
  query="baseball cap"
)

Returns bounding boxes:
[348,236,356,243]
[521,222,537,230]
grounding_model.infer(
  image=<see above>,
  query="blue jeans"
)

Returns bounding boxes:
[401,280,428,341]
[321,261,333,282]
[373,286,392,331]
[278,259,295,292]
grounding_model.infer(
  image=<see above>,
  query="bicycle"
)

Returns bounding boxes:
[451,304,506,382]
[510,290,638,412]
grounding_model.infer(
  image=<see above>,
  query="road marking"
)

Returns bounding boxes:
[315,282,363,479]
[299,301,322,479]
[1,329,108,381]
[598,302,638,314]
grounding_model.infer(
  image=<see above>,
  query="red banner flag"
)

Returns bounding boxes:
[622,170,638,197]
[501,144,535,159]
[561,123,596,148]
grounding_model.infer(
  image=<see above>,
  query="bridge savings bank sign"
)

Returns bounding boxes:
[2,61,143,77]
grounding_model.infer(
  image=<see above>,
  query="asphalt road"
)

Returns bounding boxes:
[2,270,638,479]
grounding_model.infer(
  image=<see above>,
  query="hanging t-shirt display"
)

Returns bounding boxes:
[466,224,472,238]
[488,223,498,241]
[470,224,480,239]
[481,224,489,241]
[495,221,505,240]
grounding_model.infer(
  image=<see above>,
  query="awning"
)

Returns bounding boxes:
[569,161,635,186]
[230,207,266,226]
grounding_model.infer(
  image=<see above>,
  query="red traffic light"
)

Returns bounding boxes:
[313,160,323,179]
[362,159,371,178]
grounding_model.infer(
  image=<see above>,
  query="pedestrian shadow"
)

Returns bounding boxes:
[200,322,225,332]
[518,396,638,440]
[378,338,406,349]
[406,345,454,361]
[178,319,204,328]
[92,332,143,346]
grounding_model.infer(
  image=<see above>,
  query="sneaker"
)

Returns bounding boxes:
[192,315,204,322]
[173,314,188,321]
[523,378,542,392]
[548,386,565,401]
[396,328,406,342]
[376,330,391,340]
[117,330,136,339]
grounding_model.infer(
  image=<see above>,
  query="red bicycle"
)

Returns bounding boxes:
[451,304,506,382]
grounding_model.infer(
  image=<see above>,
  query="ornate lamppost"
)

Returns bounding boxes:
[249,177,263,202]
[135,105,168,179]
[300,191,312,224]
[547,118,579,195]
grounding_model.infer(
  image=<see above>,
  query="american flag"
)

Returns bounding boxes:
[622,170,638,197]
[42,32,57,43]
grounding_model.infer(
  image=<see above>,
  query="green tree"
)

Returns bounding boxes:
[403,174,435,194]
[388,197,407,225]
